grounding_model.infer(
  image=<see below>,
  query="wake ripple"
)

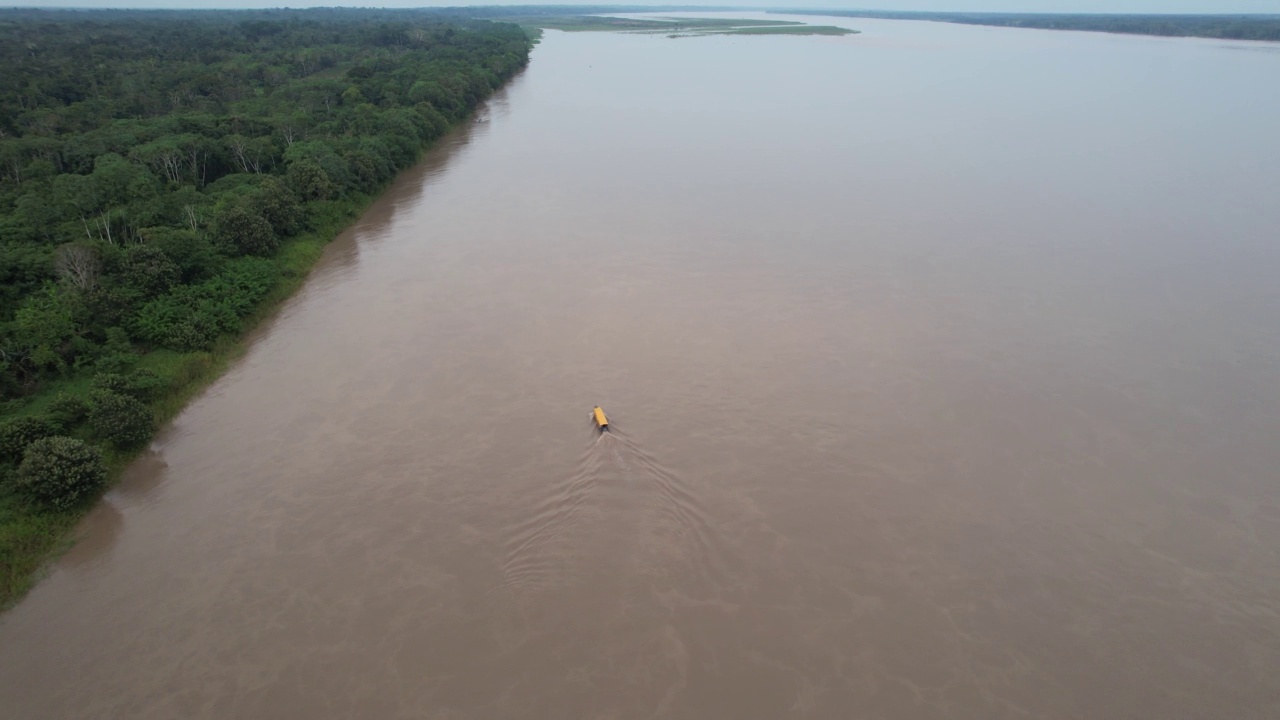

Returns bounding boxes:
[498,419,730,598]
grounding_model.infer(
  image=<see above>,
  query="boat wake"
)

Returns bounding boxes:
[497,415,730,600]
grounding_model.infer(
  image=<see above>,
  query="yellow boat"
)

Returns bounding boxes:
[592,406,609,430]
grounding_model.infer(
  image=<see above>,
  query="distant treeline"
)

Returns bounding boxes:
[784,11,1280,42]
[0,7,530,605]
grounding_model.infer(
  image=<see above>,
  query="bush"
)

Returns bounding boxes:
[88,390,154,450]
[131,290,233,351]
[15,436,107,510]
[91,327,138,374]
[125,369,164,401]
[91,372,132,397]
[47,393,90,431]
[91,369,163,402]
[131,258,279,351]
[0,416,57,464]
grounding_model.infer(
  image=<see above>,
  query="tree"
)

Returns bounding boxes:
[54,243,102,292]
[118,243,180,298]
[0,416,57,465]
[47,393,90,431]
[15,436,107,510]
[141,227,220,282]
[249,176,301,236]
[0,242,56,318]
[0,7,534,412]
[11,285,80,373]
[215,206,277,256]
[88,390,154,450]
[225,134,274,174]
[285,158,334,201]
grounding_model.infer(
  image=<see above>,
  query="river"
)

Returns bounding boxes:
[2,14,1279,719]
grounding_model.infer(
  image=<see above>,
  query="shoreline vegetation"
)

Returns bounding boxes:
[0,8,532,608]
[781,10,1280,42]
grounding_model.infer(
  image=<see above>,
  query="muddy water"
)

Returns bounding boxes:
[4,15,1280,719]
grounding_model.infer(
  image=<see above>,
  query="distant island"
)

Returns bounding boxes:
[781,11,1280,42]
[503,15,856,37]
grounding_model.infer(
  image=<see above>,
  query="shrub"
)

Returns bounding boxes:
[91,372,131,396]
[131,258,279,351]
[89,326,138,374]
[125,369,164,401]
[91,369,163,402]
[47,393,90,431]
[0,416,57,465]
[131,290,233,351]
[88,390,154,450]
[15,436,107,510]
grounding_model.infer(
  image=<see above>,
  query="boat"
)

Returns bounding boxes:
[592,406,609,430]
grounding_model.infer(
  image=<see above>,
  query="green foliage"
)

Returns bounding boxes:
[91,326,138,374]
[216,206,277,257]
[286,159,335,202]
[46,393,89,431]
[249,177,302,237]
[0,6,532,608]
[14,436,107,510]
[131,257,278,351]
[87,390,153,450]
[143,227,221,283]
[0,9,531,401]
[11,285,81,375]
[91,369,163,402]
[0,243,56,318]
[91,373,132,397]
[0,416,56,465]
[119,244,180,299]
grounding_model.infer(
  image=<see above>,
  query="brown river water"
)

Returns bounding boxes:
[3,14,1280,719]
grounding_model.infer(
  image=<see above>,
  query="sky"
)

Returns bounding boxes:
[1,0,1279,13]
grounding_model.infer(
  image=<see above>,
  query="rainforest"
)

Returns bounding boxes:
[0,8,531,605]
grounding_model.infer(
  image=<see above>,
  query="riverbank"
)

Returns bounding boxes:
[1,192,365,607]
[0,109,518,610]
[0,9,534,611]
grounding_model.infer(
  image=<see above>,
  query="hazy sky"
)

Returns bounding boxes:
[2,0,1279,13]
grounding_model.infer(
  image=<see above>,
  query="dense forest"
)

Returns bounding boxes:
[0,8,530,605]
[786,11,1280,41]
